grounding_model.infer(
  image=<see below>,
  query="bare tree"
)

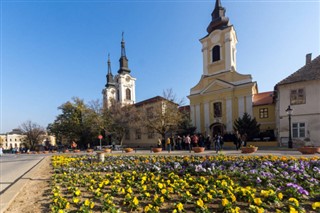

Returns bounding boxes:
[20,120,46,151]
[138,89,184,139]
[104,99,140,145]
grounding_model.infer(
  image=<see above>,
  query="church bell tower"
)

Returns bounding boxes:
[102,33,136,108]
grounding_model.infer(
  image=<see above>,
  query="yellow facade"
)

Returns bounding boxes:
[188,0,277,139]
[188,2,257,136]
[253,104,276,132]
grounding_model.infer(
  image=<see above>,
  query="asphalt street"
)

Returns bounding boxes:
[0,154,45,194]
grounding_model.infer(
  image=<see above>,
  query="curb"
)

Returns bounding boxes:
[0,156,49,213]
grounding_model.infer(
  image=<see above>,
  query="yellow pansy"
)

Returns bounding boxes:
[133,196,139,205]
[158,183,164,189]
[186,191,192,197]
[222,198,229,207]
[142,185,147,191]
[229,193,236,202]
[312,202,320,210]
[74,189,81,196]
[144,204,151,212]
[289,206,298,213]
[277,192,283,200]
[84,199,90,206]
[231,206,240,213]
[176,202,184,211]
[144,192,150,197]
[90,201,95,209]
[127,187,133,194]
[254,198,263,206]
[196,198,204,208]
[288,197,299,207]
[73,197,80,204]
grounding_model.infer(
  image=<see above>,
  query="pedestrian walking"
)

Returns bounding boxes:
[157,137,162,148]
[205,135,211,150]
[166,137,171,153]
[215,133,223,153]
[185,134,191,152]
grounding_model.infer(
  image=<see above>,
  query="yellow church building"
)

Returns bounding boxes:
[188,0,273,137]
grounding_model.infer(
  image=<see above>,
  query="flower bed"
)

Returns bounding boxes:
[50,155,320,213]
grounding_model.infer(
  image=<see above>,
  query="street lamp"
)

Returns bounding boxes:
[285,105,293,148]
[98,135,103,150]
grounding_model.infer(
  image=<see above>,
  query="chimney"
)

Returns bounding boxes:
[306,53,312,65]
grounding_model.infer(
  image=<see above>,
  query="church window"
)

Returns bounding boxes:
[126,88,131,100]
[117,90,120,101]
[212,45,220,62]
[213,102,222,118]
[290,88,305,105]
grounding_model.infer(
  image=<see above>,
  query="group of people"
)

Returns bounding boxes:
[157,133,227,153]
[157,131,248,153]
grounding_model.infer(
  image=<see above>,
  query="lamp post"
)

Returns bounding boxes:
[98,135,103,150]
[285,105,293,148]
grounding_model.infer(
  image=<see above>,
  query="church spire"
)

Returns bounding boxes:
[207,0,229,34]
[118,32,131,74]
[106,54,115,87]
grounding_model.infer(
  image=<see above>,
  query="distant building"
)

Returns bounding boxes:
[0,129,56,150]
[0,129,25,150]
[122,96,179,147]
[102,34,136,108]
[275,54,320,147]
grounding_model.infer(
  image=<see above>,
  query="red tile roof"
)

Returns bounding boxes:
[253,91,274,106]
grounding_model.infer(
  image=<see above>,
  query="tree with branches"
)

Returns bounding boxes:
[47,97,101,148]
[20,120,46,151]
[138,89,184,140]
[103,99,139,145]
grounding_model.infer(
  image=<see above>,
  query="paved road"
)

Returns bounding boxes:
[0,154,45,194]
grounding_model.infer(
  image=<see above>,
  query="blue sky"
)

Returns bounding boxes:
[1,0,319,133]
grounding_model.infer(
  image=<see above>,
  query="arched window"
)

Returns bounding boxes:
[212,45,220,62]
[213,102,222,118]
[126,88,131,100]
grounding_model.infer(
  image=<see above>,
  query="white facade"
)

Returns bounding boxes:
[102,37,136,108]
[276,80,320,147]
[0,131,56,150]
[116,74,136,106]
